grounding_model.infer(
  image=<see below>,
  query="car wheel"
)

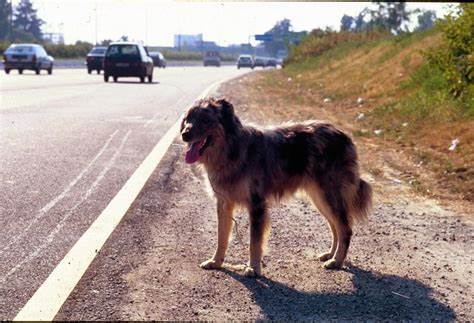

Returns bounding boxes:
[113,76,118,82]
[140,76,145,83]
[97,69,100,74]
[148,74,153,83]
[19,69,23,74]
[36,65,41,74]
[88,68,92,74]
[5,69,10,74]
[48,65,53,75]
[104,74,109,82]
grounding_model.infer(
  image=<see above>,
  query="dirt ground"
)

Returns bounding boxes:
[57,72,473,321]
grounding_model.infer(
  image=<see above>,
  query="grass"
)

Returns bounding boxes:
[249,28,474,201]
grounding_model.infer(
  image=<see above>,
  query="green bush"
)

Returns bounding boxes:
[0,41,94,58]
[425,4,474,99]
[43,41,93,58]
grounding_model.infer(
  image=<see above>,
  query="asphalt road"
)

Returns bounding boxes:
[0,66,248,319]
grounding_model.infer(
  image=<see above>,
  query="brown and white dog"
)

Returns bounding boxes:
[181,97,372,277]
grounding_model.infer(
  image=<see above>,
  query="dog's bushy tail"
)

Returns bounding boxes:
[348,179,373,224]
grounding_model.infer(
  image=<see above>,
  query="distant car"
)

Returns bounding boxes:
[203,51,221,67]
[265,58,277,67]
[3,43,54,75]
[149,51,166,68]
[237,55,254,69]
[86,46,107,74]
[103,42,154,83]
[253,56,267,68]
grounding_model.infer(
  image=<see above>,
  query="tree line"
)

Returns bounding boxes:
[0,0,43,42]
[339,2,437,34]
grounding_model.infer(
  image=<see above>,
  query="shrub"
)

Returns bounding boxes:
[425,4,474,99]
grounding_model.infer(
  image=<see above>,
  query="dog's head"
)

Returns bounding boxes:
[181,97,239,164]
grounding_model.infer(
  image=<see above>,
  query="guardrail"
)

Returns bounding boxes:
[0,59,236,69]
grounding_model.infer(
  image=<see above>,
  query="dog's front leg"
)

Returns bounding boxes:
[245,196,270,277]
[200,199,234,270]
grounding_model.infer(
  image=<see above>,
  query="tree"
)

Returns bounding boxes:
[342,2,412,34]
[261,19,306,57]
[354,9,370,32]
[340,14,354,31]
[383,2,411,33]
[100,39,112,46]
[12,0,43,40]
[0,0,11,40]
[416,10,437,31]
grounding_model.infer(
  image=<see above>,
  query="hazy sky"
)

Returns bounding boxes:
[24,1,454,46]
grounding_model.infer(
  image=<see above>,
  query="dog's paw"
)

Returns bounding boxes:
[199,259,222,270]
[322,259,343,270]
[243,266,258,277]
[317,252,334,262]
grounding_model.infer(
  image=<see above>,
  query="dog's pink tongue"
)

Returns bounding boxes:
[185,141,202,164]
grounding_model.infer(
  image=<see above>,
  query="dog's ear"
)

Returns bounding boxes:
[215,98,235,116]
[215,98,238,134]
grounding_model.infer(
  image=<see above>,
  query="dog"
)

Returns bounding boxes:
[181,97,372,277]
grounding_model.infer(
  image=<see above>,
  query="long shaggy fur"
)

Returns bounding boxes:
[181,97,372,276]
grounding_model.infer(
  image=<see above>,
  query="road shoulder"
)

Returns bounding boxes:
[56,74,472,320]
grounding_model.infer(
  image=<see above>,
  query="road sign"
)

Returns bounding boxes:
[255,34,273,41]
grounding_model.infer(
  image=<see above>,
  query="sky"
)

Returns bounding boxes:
[23,1,455,46]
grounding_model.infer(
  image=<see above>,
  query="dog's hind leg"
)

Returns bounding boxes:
[200,199,234,270]
[320,188,353,269]
[245,194,270,277]
[325,217,352,269]
[305,184,338,262]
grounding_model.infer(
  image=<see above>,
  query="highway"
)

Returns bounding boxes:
[0,66,248,319]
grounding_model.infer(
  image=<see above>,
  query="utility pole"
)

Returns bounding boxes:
[9,0,13,41]
[94,1,98,45]
[145,9,148,46]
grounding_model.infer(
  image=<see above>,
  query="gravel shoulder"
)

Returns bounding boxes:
[56,72,473,321]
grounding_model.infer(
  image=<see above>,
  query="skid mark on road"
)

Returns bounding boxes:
[0,131,131,284]
[143,95,186,129]
[0,130,119,256]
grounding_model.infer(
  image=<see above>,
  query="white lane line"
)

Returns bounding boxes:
[0,130,119,255]
[1,131,131,284]
[13,76,234,321]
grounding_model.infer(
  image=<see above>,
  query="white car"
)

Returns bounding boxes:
[3,43,54,75]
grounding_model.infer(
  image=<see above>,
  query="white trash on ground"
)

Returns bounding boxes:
[357,113,365,120]
[323,98,331,103]
[374,129,383,135]
[449,138,460,151]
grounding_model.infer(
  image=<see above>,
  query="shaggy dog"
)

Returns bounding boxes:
[181,97,372,277]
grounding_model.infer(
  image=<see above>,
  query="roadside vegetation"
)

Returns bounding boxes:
[255,3,473,201]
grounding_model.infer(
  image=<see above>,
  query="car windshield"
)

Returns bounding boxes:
[106,45,139,56]
[91,48,106,54]
[7,45,34,53]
